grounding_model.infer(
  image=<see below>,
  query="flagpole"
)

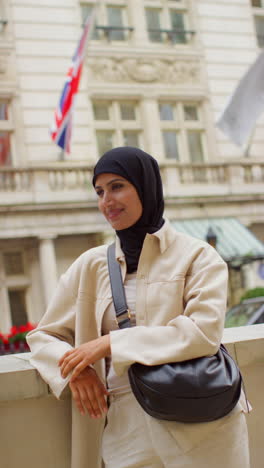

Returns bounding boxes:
[50,7,97,157]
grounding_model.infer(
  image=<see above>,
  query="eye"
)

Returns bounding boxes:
[95,189,103,197]
[111,183,123,191]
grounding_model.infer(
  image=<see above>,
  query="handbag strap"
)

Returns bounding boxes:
[107,243,131,329]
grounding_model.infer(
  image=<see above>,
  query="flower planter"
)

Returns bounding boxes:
[0,323,35,355]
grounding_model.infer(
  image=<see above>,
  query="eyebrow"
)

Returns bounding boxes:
[95,178,125,189]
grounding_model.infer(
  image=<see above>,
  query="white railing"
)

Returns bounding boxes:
[160,161,264,197]
[0,325,264,468]
[0,161,263,205]
[0,165,95,205]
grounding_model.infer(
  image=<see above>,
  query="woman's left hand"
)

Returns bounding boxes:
[59,335,111,382]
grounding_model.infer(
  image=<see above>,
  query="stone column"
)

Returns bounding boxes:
[242,263,255,291]
[39,236,58,307]
[141,98,163,158]
[129,0,148,44]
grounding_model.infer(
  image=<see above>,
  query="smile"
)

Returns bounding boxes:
[107,209,123,220]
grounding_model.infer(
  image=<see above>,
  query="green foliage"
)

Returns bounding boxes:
[225,313,248,328]
[240,287,264,302]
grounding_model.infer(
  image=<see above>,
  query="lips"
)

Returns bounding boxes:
[107,209,123,220]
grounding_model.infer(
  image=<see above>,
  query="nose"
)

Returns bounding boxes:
[102,190,113,206]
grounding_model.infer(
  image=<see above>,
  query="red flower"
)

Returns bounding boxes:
[10,325,19,336]
[5,322,37,344]
[25,322,35,332]
[0,332,9,345]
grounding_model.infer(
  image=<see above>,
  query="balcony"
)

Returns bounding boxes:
[0,325,263,467]
[0,160,263,207]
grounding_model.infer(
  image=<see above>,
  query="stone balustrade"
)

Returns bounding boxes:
[0,165,95,205]
[0,325,263,468]
[0,161,263,206]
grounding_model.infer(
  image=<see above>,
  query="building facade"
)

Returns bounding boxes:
[0,0,264,332]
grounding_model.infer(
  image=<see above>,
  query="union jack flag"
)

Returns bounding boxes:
[50,10,96,153]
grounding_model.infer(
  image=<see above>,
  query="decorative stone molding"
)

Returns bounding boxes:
[88,56,201,84]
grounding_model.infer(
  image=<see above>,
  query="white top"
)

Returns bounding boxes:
[101,272,137,394]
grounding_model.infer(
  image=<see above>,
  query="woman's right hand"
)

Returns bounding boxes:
[69,366,109,418]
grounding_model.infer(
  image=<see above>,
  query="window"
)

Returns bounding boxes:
[80,1,132,41]
[254,16,264,46]
[80,3,99,39]
[145,0,194,45]
[92,101,142,156]
[8,289,28,327]
[159,102,206,163]
[107,6,125,40]
[252,0,264,46]
[0,100,12,166]
[0,250,30,331]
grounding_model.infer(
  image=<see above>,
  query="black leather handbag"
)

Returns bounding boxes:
[107,243,242,423]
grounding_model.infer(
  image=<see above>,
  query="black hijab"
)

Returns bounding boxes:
[93,147,164,273]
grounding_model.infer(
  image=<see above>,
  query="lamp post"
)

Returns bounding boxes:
[206,226,217,249]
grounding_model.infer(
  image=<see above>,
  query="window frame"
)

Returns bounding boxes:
[252,1,264,47]
[0,98,13,166]
[92,100,144,157]
[158,101,208,163]
[144,0,195,45]
[80,1,133,42]
[0,249,31,332]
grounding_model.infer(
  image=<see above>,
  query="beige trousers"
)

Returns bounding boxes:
[102,392,250,468]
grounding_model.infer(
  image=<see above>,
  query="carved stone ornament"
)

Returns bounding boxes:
[88,57,201,84]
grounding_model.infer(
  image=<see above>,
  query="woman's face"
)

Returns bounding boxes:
[94,173,143,230]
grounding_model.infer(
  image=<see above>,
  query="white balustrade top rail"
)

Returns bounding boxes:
[0,325,264,468]
[0,161,263,206]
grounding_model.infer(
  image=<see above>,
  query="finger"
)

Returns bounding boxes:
[77,384,96,418]
[59,350,78,369]
[70,360,90,382]
[58,350,75,367]
[93,383,109,415]
[87,386,105,418]
[59,355,74,372]
[69,382,86,416]
[61,355,83,378]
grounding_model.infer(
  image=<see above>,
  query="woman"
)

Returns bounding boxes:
[27,147,250,468]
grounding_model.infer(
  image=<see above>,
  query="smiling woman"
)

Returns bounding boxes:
[27,146,250,468]
[94,174,143,231]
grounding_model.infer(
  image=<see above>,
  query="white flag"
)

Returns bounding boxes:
[217,50,264,146]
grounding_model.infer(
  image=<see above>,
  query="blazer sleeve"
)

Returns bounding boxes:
[110,245,228,376]
[27,272,77,399]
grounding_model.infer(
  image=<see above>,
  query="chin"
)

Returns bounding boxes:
[110,220,131,230]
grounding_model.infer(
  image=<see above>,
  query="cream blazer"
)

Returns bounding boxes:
[27,219,230,468]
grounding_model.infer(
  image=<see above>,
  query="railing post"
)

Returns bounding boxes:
[160,164,181,197]
[227,163,244,192]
